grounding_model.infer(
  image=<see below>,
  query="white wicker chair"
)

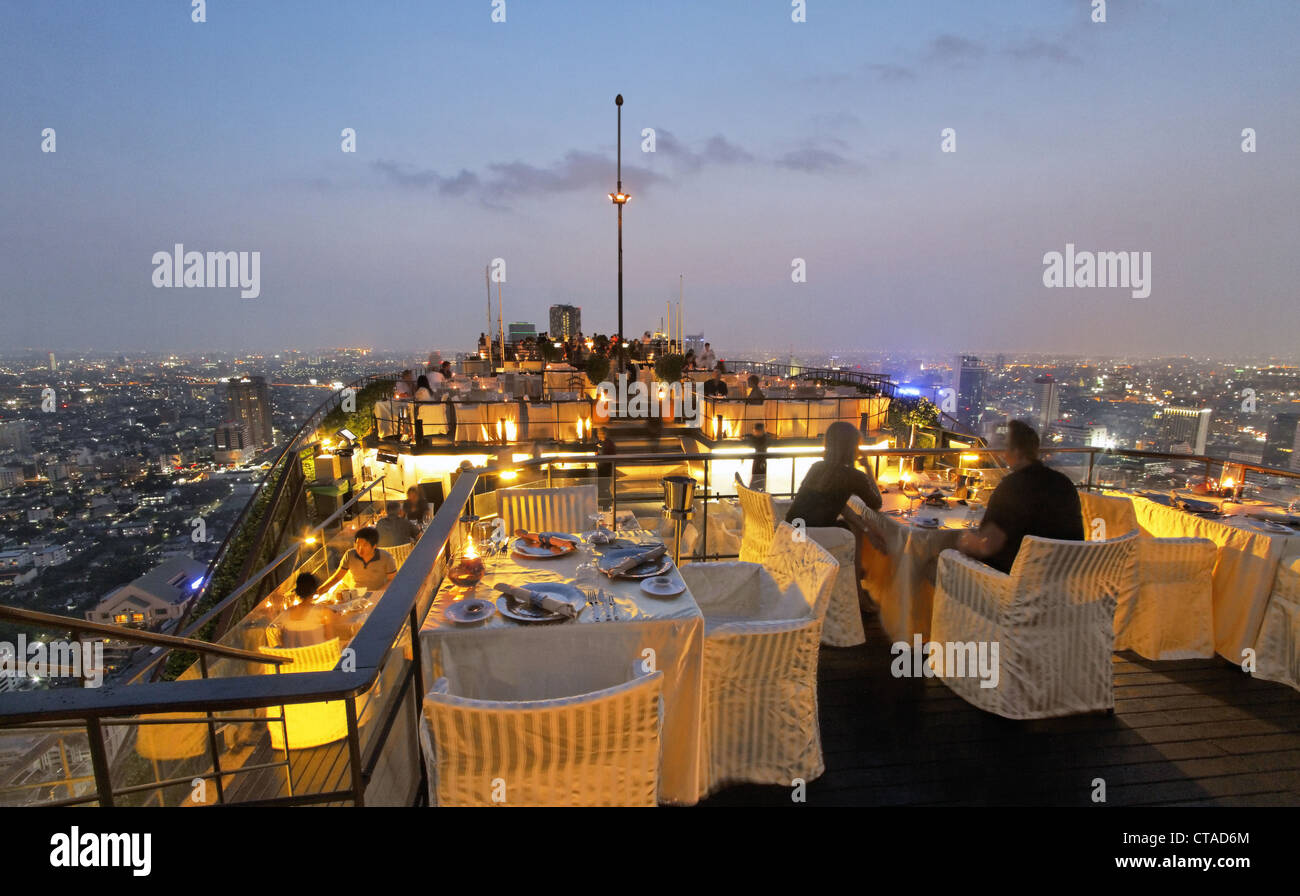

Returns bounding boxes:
[1080,491,1217,659]
[386,541,414,570]
[736,479,865,646]
[930,532,1138,719]
[1255,558,1300,691]
[681,523,838,795]
[418,669,664,806]
[259,638,349,750]
[496,484,598,535]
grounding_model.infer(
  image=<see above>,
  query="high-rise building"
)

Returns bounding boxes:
[214,421,255,465]
[0,421,33,455]
[1265,411,1300,471]
[549,305,581,340]
[1034,376,1060,434]
[48,352,57,372]
[507,322,536,344]
[954,355,987,431]
[1159,406,1211,456]
[224,376,273,449]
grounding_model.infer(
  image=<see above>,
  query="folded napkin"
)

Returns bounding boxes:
[515,531,576,553]
[605,543,667,577]
[493,583,578,618]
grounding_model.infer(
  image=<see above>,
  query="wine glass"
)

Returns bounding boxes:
[900,476,923,517]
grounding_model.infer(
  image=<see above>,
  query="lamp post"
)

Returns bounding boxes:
[609,94,630,373]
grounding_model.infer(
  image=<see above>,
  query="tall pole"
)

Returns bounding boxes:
[616,95,624,354]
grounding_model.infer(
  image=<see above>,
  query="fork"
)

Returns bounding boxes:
[585,591,603,621]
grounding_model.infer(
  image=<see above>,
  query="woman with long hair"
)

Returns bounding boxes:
[404,486,431,528]
[785,421,882,527]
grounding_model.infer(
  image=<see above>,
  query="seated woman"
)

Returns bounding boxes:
[277,572,341,648]
[785,421,883,526]
[413,374,436,401]
[404,486,431,529]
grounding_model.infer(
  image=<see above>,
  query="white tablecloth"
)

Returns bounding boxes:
[861,493,970,643]
[1126,496,1300,661]
[418,532,705,804]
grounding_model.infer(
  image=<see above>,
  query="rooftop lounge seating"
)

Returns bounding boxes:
[1255,558,1300,691]
[496,484,598,535]
[1080,491,1217,660]
[681,523,837,794]
[418,668,664,806]
[931,532,1138,719]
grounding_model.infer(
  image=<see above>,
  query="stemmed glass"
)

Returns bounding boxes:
[900,476,924,517]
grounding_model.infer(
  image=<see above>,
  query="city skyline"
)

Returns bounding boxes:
[2,2,1298,356]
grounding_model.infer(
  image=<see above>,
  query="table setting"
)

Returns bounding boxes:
[419,524,707,803]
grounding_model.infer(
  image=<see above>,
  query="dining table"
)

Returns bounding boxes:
[1109,491,1300,661]
[418,529,706,805]
[860,488,976,644]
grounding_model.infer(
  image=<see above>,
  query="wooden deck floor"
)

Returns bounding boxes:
[701,609,1300,807]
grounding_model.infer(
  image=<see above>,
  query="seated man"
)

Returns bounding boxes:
[376,500,418,547]
[744,374,765,404]
[319,527,398,593]
[703,365,728,398]
[956,420,1084,574]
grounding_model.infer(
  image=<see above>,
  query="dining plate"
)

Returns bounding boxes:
[444,597,496,625]
[496,582,584,623]
[511,533,578,559]
[599,547,673,578]
[1251,519,1293,534]
[640,575,686,597]
[912,517,942,529]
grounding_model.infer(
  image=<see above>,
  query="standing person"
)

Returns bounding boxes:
[596,427,617,503]
[956,420,1084,573]
[698,342,716,370]
[747,422,769,490]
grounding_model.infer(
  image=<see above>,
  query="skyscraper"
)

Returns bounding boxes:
[48,352,57,373]
[1265,411,1300,471]
[1159,406,1211,456]
[214,421,255,465]
[507,322,536,344]
[224,376,273,449]
[1034,376,1060,434]
[549,304,581,340]
[954,355,988,431]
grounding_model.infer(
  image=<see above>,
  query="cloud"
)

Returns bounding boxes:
[774,147,854,174]
[372,160,480,196]
[655,129,754,171]
[1004,38,1083,65]
[863,62,916,82]
[926,34,986,64]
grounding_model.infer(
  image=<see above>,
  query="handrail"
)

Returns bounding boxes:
[0,471,475,725]
[0,606,289,667]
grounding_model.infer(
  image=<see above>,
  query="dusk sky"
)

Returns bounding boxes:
[2,1,1298,358]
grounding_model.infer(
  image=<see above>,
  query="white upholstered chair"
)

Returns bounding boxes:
[495,484,598,535]
[680,523,838,794]
[1080,491,1217,659]
[930,532,1138,719]
[1255,558,1300,692]
[418,668,664,806]
[259,638,349,750]
[735,479,866,646]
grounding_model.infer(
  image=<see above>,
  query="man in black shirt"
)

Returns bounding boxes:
[703,365,728,398]
[957,420,1084,573]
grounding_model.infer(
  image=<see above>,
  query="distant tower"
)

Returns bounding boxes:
[48,352,57,373]
[549,304,582,340]
[1265,411,1300,471]
[224,376,273,449]
[954,355,988,431]
[1159,406,1211,456]
[1034,375,1060,434]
